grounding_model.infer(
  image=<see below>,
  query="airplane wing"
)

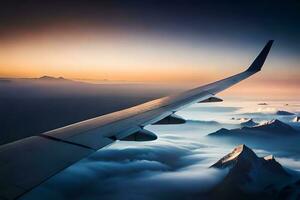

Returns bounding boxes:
[0,40,273,200]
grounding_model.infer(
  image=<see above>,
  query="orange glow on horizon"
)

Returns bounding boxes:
[0,27,299,99]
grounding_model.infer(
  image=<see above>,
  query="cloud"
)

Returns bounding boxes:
[277,157,300,172]
[183,106,241,113]
[99,167,226,200]
[21,142,226,200]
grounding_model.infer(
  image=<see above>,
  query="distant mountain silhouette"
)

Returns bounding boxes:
[231,117,249,121]
[208,119,298,138]
[38,76,69,81]
[258,103,268,105]
[276,110,295,116]
[209,145,293,200]
[187,120,221,126]
[240,119,258,127]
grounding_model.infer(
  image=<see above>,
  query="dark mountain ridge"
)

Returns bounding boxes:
[209,145,294,200]
[208,119,298,138]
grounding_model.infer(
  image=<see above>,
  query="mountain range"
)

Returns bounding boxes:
[37,76,68,81]
[209,145,296,200]
[276,110,295,116]
[208,119,299,138]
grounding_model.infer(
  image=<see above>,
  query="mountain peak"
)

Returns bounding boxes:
[276,110,294,116]
[240,118,258,127]
[266,119,286,127]
[229,144,257,160]
[38,76,67,81]
[208,118,297,138]
[210,144,258,168]
[293,116,300,122]
[264,155,275,160]
[231,144,251,156]
[264,119,282,125]
[211,146,291,198]
[258,119,295,131]
[211,145,289,177]
[207,128,230,136]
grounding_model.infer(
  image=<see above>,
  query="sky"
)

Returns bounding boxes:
[0,0,299,98]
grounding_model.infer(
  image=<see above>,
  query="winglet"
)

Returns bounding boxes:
[246,40,274,72]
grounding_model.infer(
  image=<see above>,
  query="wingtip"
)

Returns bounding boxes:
[267,40,274,47]
[246,40,274,72]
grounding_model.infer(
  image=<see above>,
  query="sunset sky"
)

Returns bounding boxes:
[0,0,299,98]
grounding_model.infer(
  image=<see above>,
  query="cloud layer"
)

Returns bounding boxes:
[22,141,228,200]
[21,102,300,200]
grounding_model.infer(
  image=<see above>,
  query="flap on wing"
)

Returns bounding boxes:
[120,129,157,141]
[153,114,186,124]
[198,96,223,103]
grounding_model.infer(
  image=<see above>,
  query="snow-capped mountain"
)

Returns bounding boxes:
[211,144,289,177]
[252,119,296,134]
[208,119,298,137]
[209,145,293,199]
[292,116,300,122]
[240,119,258,127]
[211,144,258,168]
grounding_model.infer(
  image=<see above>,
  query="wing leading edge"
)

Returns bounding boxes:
[0,40,273,200]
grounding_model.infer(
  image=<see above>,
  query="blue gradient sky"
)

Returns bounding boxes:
[0,0,299,98]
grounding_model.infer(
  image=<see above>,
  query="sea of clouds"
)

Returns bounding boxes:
[22,100,300,200]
